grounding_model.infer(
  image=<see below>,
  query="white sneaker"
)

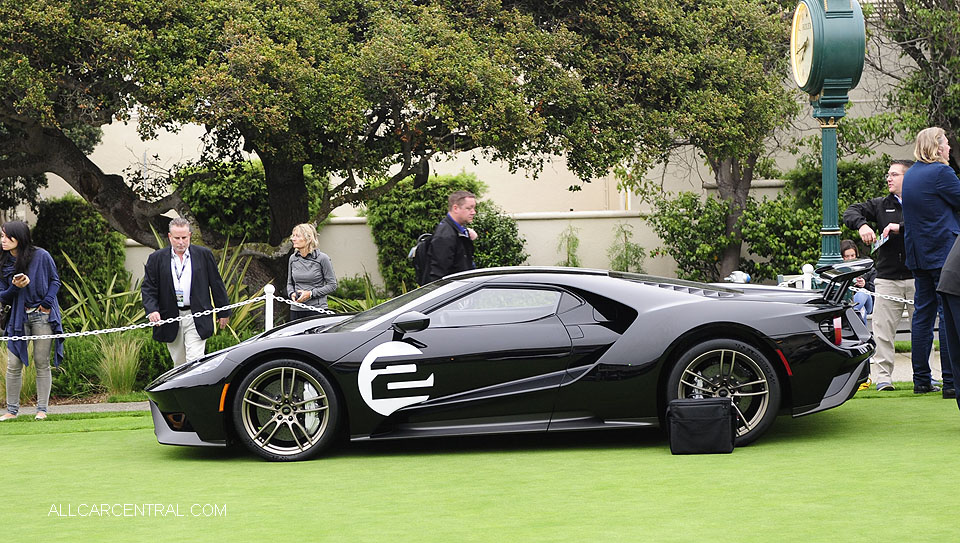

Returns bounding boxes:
[35,411,47,420]
[0,413,16,421]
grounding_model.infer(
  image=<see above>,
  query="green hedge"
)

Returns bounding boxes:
[364,173,527,293]
[32,194,128,306]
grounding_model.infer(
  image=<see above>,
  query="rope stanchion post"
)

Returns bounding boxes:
[264,284,275,331]
[801,264,815,290]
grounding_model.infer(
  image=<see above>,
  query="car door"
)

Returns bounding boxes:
[352,286,574,438]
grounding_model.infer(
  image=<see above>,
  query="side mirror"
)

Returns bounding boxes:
[391,311,430,335]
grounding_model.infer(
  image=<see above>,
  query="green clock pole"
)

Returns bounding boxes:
[815,114,842,267]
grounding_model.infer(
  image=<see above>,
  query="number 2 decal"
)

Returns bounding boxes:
[358,342,435,416]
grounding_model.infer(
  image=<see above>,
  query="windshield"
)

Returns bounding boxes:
[325,280,464,332]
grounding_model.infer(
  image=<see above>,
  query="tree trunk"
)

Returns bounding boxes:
[709,154,757,280]
[259,152,309,245]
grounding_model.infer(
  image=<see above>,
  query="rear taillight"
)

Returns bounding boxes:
[818,312,848,345]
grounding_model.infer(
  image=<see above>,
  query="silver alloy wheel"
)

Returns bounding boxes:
[239,366,330,458]
[676,348,770,437]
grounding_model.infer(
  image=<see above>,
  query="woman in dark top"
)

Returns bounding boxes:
[0,221,63,421]
[286,223,337,322]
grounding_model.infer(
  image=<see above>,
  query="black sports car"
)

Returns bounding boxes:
[146,261,875,461]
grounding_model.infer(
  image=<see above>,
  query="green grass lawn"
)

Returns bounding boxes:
[2,392,958,543]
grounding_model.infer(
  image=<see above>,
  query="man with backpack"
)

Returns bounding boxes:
[420,190,478,284]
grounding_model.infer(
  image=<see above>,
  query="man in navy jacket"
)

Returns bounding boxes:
[902,127,960,396]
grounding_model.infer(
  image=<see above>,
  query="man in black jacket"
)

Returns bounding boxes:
[426,190,477,283]
[843,160,922,391]
[142,218,231,366]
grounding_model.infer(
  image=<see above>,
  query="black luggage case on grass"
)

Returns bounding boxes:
[667,398,737,455]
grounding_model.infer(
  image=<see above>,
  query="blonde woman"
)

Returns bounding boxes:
[902,127,960,395]
[286,223,337,321]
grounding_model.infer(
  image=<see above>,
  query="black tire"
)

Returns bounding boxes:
[231,359,340,461]
[666,339,781,446]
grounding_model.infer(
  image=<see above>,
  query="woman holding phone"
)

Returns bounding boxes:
[0,221,63,421]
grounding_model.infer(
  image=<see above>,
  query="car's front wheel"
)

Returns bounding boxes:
[666,339,781,446]
[232,359,339,461]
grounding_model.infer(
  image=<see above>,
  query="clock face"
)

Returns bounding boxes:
[791,1,815,88]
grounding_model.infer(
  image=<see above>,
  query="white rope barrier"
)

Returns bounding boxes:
[0,285,338,343]
[0,296,268,342]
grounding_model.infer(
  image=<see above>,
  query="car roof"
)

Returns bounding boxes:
[445,266,609,281]
[445,267,742,297]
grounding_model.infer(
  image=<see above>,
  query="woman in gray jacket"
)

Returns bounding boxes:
[287,223,337,321]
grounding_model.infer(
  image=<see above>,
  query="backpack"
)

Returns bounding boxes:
[407,233,433,286]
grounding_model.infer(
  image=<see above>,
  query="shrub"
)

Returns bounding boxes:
[741,157,890,281]
[607,222,646,273]
[472,202,528,270]
[60,253,145,332]
[54,336,101,398]
[556,225,582,267]
[329,273,388,313]
[214,239,266,340]
[206,329,258,354]
[95,333,145,395]
[645,192,732,282]
[739,195,822,281]
[136,330,173,389]
[32,194,127,306]
[364,173,487,293]
[50,328,257,399]
[333,273,388,301]
[643,156,891,283]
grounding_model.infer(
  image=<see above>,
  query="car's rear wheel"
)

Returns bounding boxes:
[232,359,339,461]
[666,339,781,446]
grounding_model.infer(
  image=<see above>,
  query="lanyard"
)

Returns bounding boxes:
[172,252,189,291]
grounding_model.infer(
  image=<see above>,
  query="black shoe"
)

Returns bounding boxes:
[943,387,957,399]
[914,384,942,394]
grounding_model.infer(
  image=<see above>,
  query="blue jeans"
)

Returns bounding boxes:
[852,291,873,325]
[911,269,954,388]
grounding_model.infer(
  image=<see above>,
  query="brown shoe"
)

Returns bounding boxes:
[0,413,16,421]
[34,411,47,420]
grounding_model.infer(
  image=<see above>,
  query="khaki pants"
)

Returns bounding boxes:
[166,309,206,367]
[872,278,914,384]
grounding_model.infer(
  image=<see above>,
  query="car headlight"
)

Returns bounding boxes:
[178,352,229,379]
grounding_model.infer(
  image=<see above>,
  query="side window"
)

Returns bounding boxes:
[430,288,563,327]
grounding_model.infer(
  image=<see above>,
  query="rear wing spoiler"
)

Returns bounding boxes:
[816,258,874,305]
